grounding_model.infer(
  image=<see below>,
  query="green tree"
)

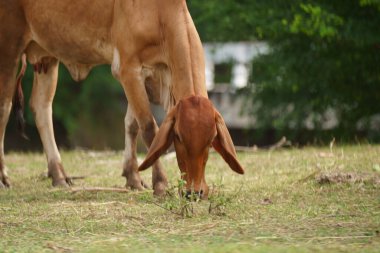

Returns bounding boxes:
[190,0,380,142]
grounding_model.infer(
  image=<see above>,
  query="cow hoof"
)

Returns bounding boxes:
[124,169,148,191]
[127,184,144,191]
[52,179,70,188]
[127,179,148,191]
[0,177,11,188]
[153,182,167,197]
[52,177,73,188]
[65,177,73,186]
[0,166,10,188]
[48,162,72,188]
[141,179,149,189]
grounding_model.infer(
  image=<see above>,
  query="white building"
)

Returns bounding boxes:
[204,42,269,90]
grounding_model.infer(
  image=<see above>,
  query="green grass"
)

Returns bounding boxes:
[1,145,380,252]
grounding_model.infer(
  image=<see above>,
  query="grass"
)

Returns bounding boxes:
[0,145,379,252]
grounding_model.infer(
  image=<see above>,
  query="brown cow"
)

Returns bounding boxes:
[0,0,244,198]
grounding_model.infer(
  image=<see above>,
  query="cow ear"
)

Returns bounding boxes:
[212,111,245,174]
[138,107,177,171]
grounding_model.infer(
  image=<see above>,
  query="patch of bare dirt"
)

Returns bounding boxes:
[316,172,380,185]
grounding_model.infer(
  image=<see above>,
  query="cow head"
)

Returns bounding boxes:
[138,95,244,199]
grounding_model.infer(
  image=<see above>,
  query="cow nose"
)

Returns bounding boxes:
[185,190,203,200]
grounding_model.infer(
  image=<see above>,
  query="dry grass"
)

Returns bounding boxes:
[0,145,380,252]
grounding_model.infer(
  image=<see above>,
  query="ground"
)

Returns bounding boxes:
[0,145,379,252]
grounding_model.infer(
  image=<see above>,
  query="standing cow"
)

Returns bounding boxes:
[0,0,244,198]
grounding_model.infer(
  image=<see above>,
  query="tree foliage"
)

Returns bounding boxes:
[190,0,380,141]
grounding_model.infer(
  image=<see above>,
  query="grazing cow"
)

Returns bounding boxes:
[0,0,244,198]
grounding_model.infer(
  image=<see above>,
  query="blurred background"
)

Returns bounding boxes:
[5,0,380,151]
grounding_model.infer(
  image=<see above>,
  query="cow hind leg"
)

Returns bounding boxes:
[29,57,71,187]
[0,2,28,187]
[0,72,16,188]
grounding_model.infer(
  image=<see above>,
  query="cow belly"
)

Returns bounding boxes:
[64,62,94,82]
[25,41,93,81]
[143,64,174,111]
[22,0,114,64]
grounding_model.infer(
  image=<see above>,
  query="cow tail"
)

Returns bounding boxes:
[13,53,29,140]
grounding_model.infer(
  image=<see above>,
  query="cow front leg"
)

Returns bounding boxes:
[118,62,168,196]
[123,107,168,195]
[30,58,71,187]
[138,113,168,197]
[146,130,168,197]
[122,107,148,190]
